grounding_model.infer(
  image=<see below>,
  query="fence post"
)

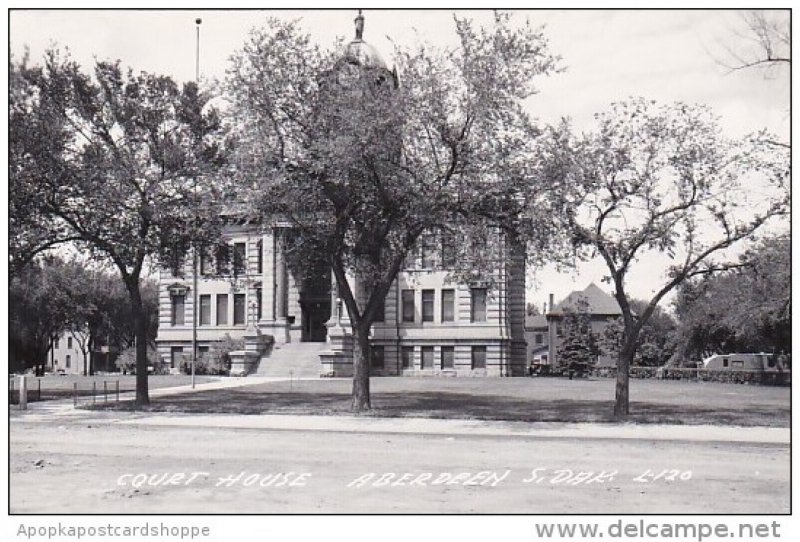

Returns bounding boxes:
[116,380,120,403]
[9,377,14,405]
[19,375,27,410]
[38,378,41,401]
[92,381,96,406]
[73,382,78,407]
[104,381,108,404]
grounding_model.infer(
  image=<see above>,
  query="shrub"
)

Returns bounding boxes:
[115,344,157,374]
[188,335,245,376]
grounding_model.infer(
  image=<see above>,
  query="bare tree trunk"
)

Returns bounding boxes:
[34,340,48,376]
[614,343,635,419]
[125,277,150,407]
[88,336,95,376]
[351,324,371,412]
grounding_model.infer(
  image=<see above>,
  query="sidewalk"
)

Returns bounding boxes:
[112,412,789,444]
[9,375,297,419]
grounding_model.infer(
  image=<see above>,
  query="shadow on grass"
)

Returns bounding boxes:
[93,388,789,427]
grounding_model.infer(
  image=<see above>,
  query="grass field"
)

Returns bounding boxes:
[9,374,220,404]
[93,376,790,427]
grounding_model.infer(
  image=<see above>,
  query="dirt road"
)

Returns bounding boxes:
[10,410,789,514]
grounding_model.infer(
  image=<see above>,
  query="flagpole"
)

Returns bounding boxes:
[191,17,202,389]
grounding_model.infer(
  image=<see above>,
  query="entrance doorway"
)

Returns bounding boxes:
[301,300,331,342]
[299,267,331,342]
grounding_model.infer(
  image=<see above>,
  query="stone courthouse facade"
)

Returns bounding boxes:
[156,224,528,377]
[156,13,527,377]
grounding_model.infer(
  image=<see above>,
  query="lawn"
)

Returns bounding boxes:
[9,374,220,404]
[92,376,790,427]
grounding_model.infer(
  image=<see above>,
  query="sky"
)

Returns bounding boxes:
[8,7,790,309]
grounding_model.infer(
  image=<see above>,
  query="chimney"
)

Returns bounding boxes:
[542,302,547,315]
[549,293,554,313]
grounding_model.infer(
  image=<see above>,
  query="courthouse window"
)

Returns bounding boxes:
[199,295,211,326]
[421,346,434,369]
[470,288,487,322]
[200,250,213,276]
[171,295,185,326]
[401,289,415,323]
[421,234,437,268]
[373,296,385,322]
[256,240,263,274]
[233,242,247,277]
[216,294,228,326]
[441,233,457,268]
[441,289,455,322]
[422,289,435,322]
[401,346,414,369]
[233,294,246,326]
[215,245,230,276]
[471,346,487,369]
[371,345,385,369]
[441,346,455,369]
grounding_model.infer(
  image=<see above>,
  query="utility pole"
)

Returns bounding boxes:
[191,16,202,389]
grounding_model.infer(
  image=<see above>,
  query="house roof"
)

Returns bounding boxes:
[524,314,548,330]
[551,283,622,316]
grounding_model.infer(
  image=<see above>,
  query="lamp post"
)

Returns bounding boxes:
[190,16,202,389]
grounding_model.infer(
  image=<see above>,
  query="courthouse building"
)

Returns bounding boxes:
[155,223,527,377]
[155,13,527,377]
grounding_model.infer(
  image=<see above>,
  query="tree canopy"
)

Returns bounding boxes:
[671,233,790,360]
[10,50,228,404]
[539,98,789,417]
[225,13,566,410]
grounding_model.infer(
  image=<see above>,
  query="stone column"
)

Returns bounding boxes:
[340,272,357,329]
[327,270,339,329]
[275,231,288,321]
[274,229,290,343]
[259,231,275,323]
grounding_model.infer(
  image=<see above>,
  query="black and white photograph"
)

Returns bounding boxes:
[6,4,791,537]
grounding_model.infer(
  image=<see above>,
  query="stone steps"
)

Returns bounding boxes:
[254,341,328,378]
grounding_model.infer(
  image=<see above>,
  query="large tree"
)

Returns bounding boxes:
[8,257,158,376]
[10,51,227,405]
[225,13,565,411]
[55,261,159,375]
[556,299,598,378]
[541,98,789,418]
[9,258,75,375]
[671,233,790,360]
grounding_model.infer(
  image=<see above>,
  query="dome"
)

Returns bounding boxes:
[341,11,389,71]
[343,39,388,70]
[201,95,231,117]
